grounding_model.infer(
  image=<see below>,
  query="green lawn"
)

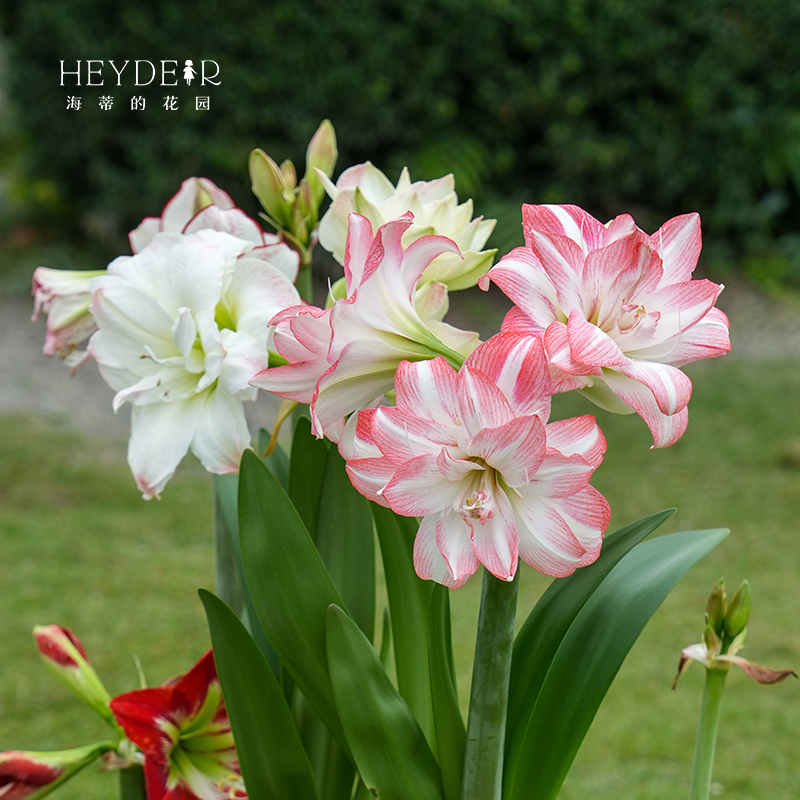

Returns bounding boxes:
[1,355,798,798]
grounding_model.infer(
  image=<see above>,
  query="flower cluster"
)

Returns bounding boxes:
[1,626,244,800]
[33,129,729,585]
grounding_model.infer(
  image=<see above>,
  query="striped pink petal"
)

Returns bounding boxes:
[601,370,689,448]
[544,415,607,467]
[464,332,552,419]
[414,512,477,588]
[466,485,518,582]
[510,495,587,577]
[394,357,461,426]
[458,366,515,437]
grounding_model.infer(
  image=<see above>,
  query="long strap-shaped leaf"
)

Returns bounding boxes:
[288,417,329,541]
[506,509,676,766]
[428,585,465,800]
[293,431,372,800]
[201,590,319,800]
[213,472,281,678]
[372,505,436,748]
[238,448,350,754]
[505,526,729,800]
[326,604,444,800]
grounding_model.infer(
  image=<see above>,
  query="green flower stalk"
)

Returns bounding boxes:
[674,579,797,800]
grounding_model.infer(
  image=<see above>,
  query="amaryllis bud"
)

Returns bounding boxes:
[0,743,115,800]
[705,578,727,635]
[304,119,338,208]
[723,579,752,638]
[33,625,113,721]
[250,148,291,227]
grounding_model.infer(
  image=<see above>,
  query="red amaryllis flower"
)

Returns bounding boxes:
[109,651,246,800]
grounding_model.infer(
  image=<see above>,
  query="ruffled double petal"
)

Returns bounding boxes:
[482,204,730,447]
[346,332,609,588]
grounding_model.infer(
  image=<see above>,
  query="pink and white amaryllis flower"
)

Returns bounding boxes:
[346,332,610,588]
[31,268,104,369]
[0,744,115,800]
[130,177,278,255]
[89,229,301,498]
[109,651,246,800]
[480,205,731,447]
[252,212,480,441]
[317,163,496,290]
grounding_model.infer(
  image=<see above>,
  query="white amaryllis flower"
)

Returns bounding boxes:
[31,268,104,369]
[129,176,279,254]
[88,229,301,498]
[317,162,496,290]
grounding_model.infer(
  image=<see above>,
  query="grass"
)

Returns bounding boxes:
[1,354,799,798]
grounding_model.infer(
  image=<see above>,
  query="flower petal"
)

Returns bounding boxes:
[599,370,689,448]
[467,485,518,582]
[413,512,477,588]
[394,357,461,426]
[510,494,587,577]
[544,415,607,468]
[382,454,466,516]
[127,397,206,499]
[464,332,552,419]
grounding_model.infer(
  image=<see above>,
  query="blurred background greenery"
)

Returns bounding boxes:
[2,0,800,288]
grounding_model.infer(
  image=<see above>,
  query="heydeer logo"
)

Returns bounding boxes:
[59,60,221,86]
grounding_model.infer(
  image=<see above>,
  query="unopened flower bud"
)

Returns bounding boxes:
[723,579,752,638]
[702,623,721,659]
[279,159,297,194]
[705,578,727,635]
[0,743,115,799]
[33,625,113,721]
[304,119,338,207]
[250,148,291,227]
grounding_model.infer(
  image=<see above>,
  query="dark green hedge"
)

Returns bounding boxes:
[2,0,799,282]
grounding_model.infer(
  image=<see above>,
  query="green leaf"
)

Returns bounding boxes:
[212,473,280,677]
[238,449,349,752]
[372,505,436,746]
[316,447,375,641]
[288,417,329,541]
[201,590,319,800]
[506,509,675,763]
[428,586,465,800]
[505,525,729,800]
[290,434,371,797]
[326,605,444,800]
[257,428,290,491]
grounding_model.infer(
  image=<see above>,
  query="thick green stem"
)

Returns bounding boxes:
[119,765,147,800]
[462,569,519,800]
[295,249,314,304]
[688,667,728,800]
[213,474,244,616]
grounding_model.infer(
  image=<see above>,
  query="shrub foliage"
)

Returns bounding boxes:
[2,0,799,281]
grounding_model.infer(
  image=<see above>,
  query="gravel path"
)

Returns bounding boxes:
[2,276,798,441]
